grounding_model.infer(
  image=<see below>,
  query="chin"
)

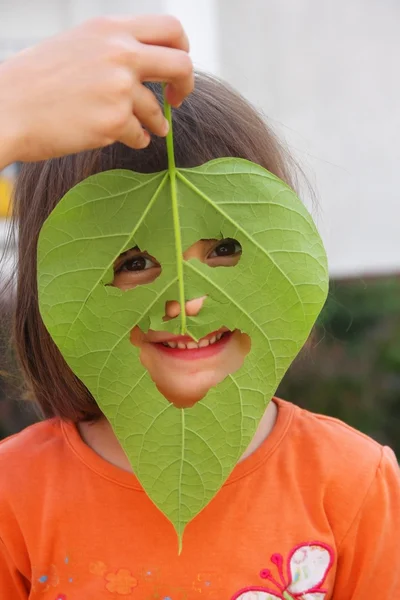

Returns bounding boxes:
[156,385,204,408]
[156,377,218,409]
[164,394,200,409]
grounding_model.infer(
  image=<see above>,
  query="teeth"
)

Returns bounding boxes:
[161,331,228,350]
[186,341,198,349]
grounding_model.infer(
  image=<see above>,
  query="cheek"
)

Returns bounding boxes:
[130,329,161,377]
[130,326,145,345]
[219,331,250,372]
[221,330,250,357]
[238,331,251,354]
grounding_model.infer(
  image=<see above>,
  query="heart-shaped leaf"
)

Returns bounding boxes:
[37,106,328,550]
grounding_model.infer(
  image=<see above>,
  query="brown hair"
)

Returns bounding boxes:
[11,72,299,422]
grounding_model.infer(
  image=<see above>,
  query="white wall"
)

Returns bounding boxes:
[1,0,399,277]
[0,0,218,72]
[217,0,400,277]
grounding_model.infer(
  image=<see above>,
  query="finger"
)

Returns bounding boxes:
[133,85,169,137]
[134,44,194,106]
[164,80,193,108]
[117,115,151,149]
[113,14,190,52]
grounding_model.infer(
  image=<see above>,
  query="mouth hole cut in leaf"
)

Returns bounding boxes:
[129,326,251,408]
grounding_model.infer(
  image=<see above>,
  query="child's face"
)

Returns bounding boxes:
[112,238,251,408]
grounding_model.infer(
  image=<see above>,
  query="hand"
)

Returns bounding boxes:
[0,15,193,168]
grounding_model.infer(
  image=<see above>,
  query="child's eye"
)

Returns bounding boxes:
[112,249,161,291]
[208,238,242,258]
[116,254,157,273]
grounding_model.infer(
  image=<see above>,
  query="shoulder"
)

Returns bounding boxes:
[287,399,385,468]
[0,417,63,456]
[276,399,398,539]
[0,418,66,491]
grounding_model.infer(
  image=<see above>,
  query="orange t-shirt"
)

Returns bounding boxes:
[0,398,399,599]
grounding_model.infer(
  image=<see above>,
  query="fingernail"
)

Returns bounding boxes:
[162,119,170,135]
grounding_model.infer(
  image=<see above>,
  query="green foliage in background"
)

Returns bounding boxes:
[278,276,400,455]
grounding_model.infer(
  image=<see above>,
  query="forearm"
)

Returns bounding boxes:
[0,124,18,171]
[0,72,20,170]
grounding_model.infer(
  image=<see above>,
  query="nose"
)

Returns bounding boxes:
[163,296,207,321]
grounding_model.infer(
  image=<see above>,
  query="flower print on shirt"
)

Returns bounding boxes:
[105,568,138,594]
[89,560,108,576]
[231,542,334,600]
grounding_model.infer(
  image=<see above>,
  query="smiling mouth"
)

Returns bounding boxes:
[152,330,233,360]
[160,330,229,349]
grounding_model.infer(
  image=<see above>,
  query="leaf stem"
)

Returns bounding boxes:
[163,86,186,333]
[164,93,176,171]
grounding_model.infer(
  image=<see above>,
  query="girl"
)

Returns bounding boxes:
[1,15,399,600]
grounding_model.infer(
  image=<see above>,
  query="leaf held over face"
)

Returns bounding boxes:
[37,109,328,551]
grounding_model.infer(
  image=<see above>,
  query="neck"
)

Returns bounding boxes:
[78,400,278,473]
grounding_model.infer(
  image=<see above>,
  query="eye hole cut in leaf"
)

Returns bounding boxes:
[37,89,328,551]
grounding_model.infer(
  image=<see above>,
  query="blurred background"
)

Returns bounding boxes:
[0,0,399,452]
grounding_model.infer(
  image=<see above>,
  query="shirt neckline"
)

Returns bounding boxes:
[61,397,295,490]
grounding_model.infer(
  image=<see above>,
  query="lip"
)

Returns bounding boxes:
[152,330,233,361]
[150,328,228,345]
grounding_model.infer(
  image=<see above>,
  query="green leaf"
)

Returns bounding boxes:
[37,144,328,551]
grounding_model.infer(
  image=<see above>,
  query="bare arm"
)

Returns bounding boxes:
[0,14,194,170]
